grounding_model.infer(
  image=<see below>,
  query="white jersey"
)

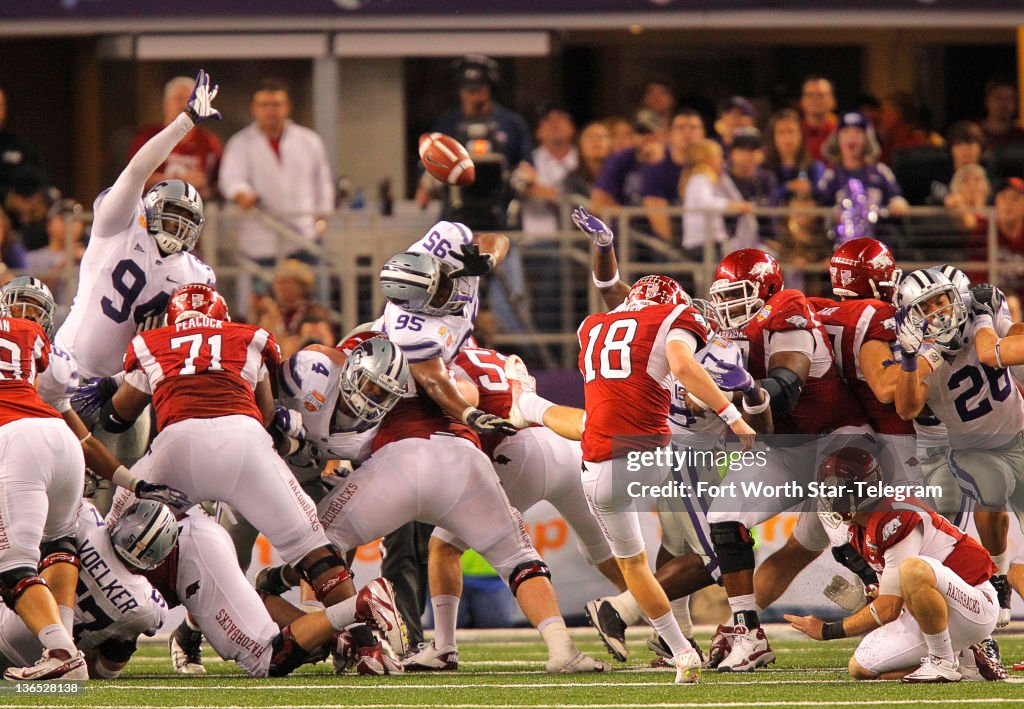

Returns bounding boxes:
[923,317,1024,450]
[376,221,480,365]
[0,502,166,668]
[279,349,377,468]
[668,334,743,448]
[36,341,78,414]
[56,206,215,378]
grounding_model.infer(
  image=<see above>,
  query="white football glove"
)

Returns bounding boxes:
[185,69,221,124]
[895,309,926,356]
[823,575,867,612]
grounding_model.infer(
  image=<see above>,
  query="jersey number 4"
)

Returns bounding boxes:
[170,333,223,375]
[582,319,637,382]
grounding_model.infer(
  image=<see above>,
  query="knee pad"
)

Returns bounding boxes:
[709,521,754,575]
[268,626,311,677]
[39,537,80,573]
[508,560,551,597]
[298,551,353,602]
[0,568,47,610]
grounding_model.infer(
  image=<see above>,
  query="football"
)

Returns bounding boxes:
[418,132,476,186]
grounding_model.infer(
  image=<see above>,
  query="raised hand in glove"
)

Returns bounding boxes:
[71,377,118,419]
[135,480,190,510]
[185,69,221,124]
[969,282,1004,319]
[894,307,926,357]
[571,206,614,248]
[449,243,496,279]
[463,408,518,436]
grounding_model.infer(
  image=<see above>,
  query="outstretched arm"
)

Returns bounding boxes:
[572,206,630,310]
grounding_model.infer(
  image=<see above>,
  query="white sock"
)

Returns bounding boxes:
[37,624,76,654]
[670,597,692,637]
[538,616,575,659]
[727,593,760,629]
[518,391,555,425]
[58,605,75,636]
[324,595,358,631]
[992,552,1010,575]
[650,610,691,658]
[924,630,954,663]
[431,595,459,649]
[608,591,646,626]
[184,614,201,633]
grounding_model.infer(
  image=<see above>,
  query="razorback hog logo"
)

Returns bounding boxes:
[748,260,776,281]
[868,252,894,270]
[881,516,902,541]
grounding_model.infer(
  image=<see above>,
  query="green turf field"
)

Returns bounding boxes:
[5,625,1024,708]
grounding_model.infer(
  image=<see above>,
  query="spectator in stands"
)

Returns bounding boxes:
[641,109,706,242]
[947,120,986,172]
[855,93,883,131]
[800,75,838,163]
[563,120,612,200]
[0,205,26,276]
[769,194,831,295]
[980,77,1024,153]
[944,164,991,272]
[996,177,1024,255]
[249,258,334,358]
[877,90,941,163]
[764,108,825,203]
[604,116,635,153]
[714,96,756,154]
[728,127,778,247]
[816,112,909,215]
[516,104,577,235]
[636,76,677,141]
[25,199,84,302]
[0,85,43,203]
[128,76,223,200]
[3,166,54,251]
[589,114,663,212]
[220,78,334,267]
[679,138,753,261]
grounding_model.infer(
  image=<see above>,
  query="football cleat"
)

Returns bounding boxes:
[900,655,962,683]
[546,651,608,674]
[673,648,703,684]
[504,355,536,429]
[648,633,704,665]
[960,639,1007,681]
[716,625,775,672]
[3,648,88,681]
[584,598,629,662]
[331,630,358,674]
[355,641,404,676]
[991,575,1012,628]
[704,624,735,669]
[402,642,459,671]
[169,622,206,675]
[354,577,409,655]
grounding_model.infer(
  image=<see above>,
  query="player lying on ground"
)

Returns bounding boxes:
[786,447,1004,683]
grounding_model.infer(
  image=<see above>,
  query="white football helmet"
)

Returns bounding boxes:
[110,500,179,571]
[379,251,472,317]
[143,179,204,254]
[338,337,410,425]
[894,268,968,353]
[0,276,56,337]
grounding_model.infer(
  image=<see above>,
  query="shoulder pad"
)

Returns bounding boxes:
[279,350,337,405]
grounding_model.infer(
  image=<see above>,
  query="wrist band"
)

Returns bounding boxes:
[716,402,742,425]
[597,241,614,254]
[919,346,944,372]
[900,352,918,372]
[996,338,1005,369]
[111,465,138,492]
[821,620,847,640]
[79,431,93,444]
[592,269,620,289]
[460,406,477,424]
[869,602,884,627]
[742,390,770,415]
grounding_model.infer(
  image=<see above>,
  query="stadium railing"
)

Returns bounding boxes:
[41,203,1003,368]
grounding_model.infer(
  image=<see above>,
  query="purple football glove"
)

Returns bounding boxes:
[571,206,614,248]
[135,480,190,510]
[71,377,118,419]
[185,69,221,123]
[709,361,757,393]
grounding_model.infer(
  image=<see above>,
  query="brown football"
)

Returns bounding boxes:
[418,132,476,186]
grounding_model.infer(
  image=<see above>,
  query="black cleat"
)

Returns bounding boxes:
[584,598,628,662]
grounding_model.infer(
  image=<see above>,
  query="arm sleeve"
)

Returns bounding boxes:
[878,525,924,597]
[665,329,698,354]
[92,114,196,239]
[767,329,815,358]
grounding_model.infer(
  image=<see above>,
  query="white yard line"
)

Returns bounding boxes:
[8,701,1024,709]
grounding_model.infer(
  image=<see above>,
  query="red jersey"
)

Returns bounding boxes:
[809,297,912,435]
[0,318,62,427]
[127,124,223,187]
[453,345,540,458]
[578,302,710,462]
[849,498,996,587]
[734,289,866,435]
[124,317,280,431]
[372,392,479,453]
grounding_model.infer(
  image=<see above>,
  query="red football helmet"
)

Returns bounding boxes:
[625,275,689,309]
[337,329,387,355]
[708,249,784,329]
[816,447,884,528]
[166,283,229,324]
[829,237,898,301]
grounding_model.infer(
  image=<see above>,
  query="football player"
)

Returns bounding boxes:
[62,70,219,491]
[787,448,1002,683]
[0,500,172,679]
[893,268,1024,629]
[91,283,404,657]
[0,302,87,680]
